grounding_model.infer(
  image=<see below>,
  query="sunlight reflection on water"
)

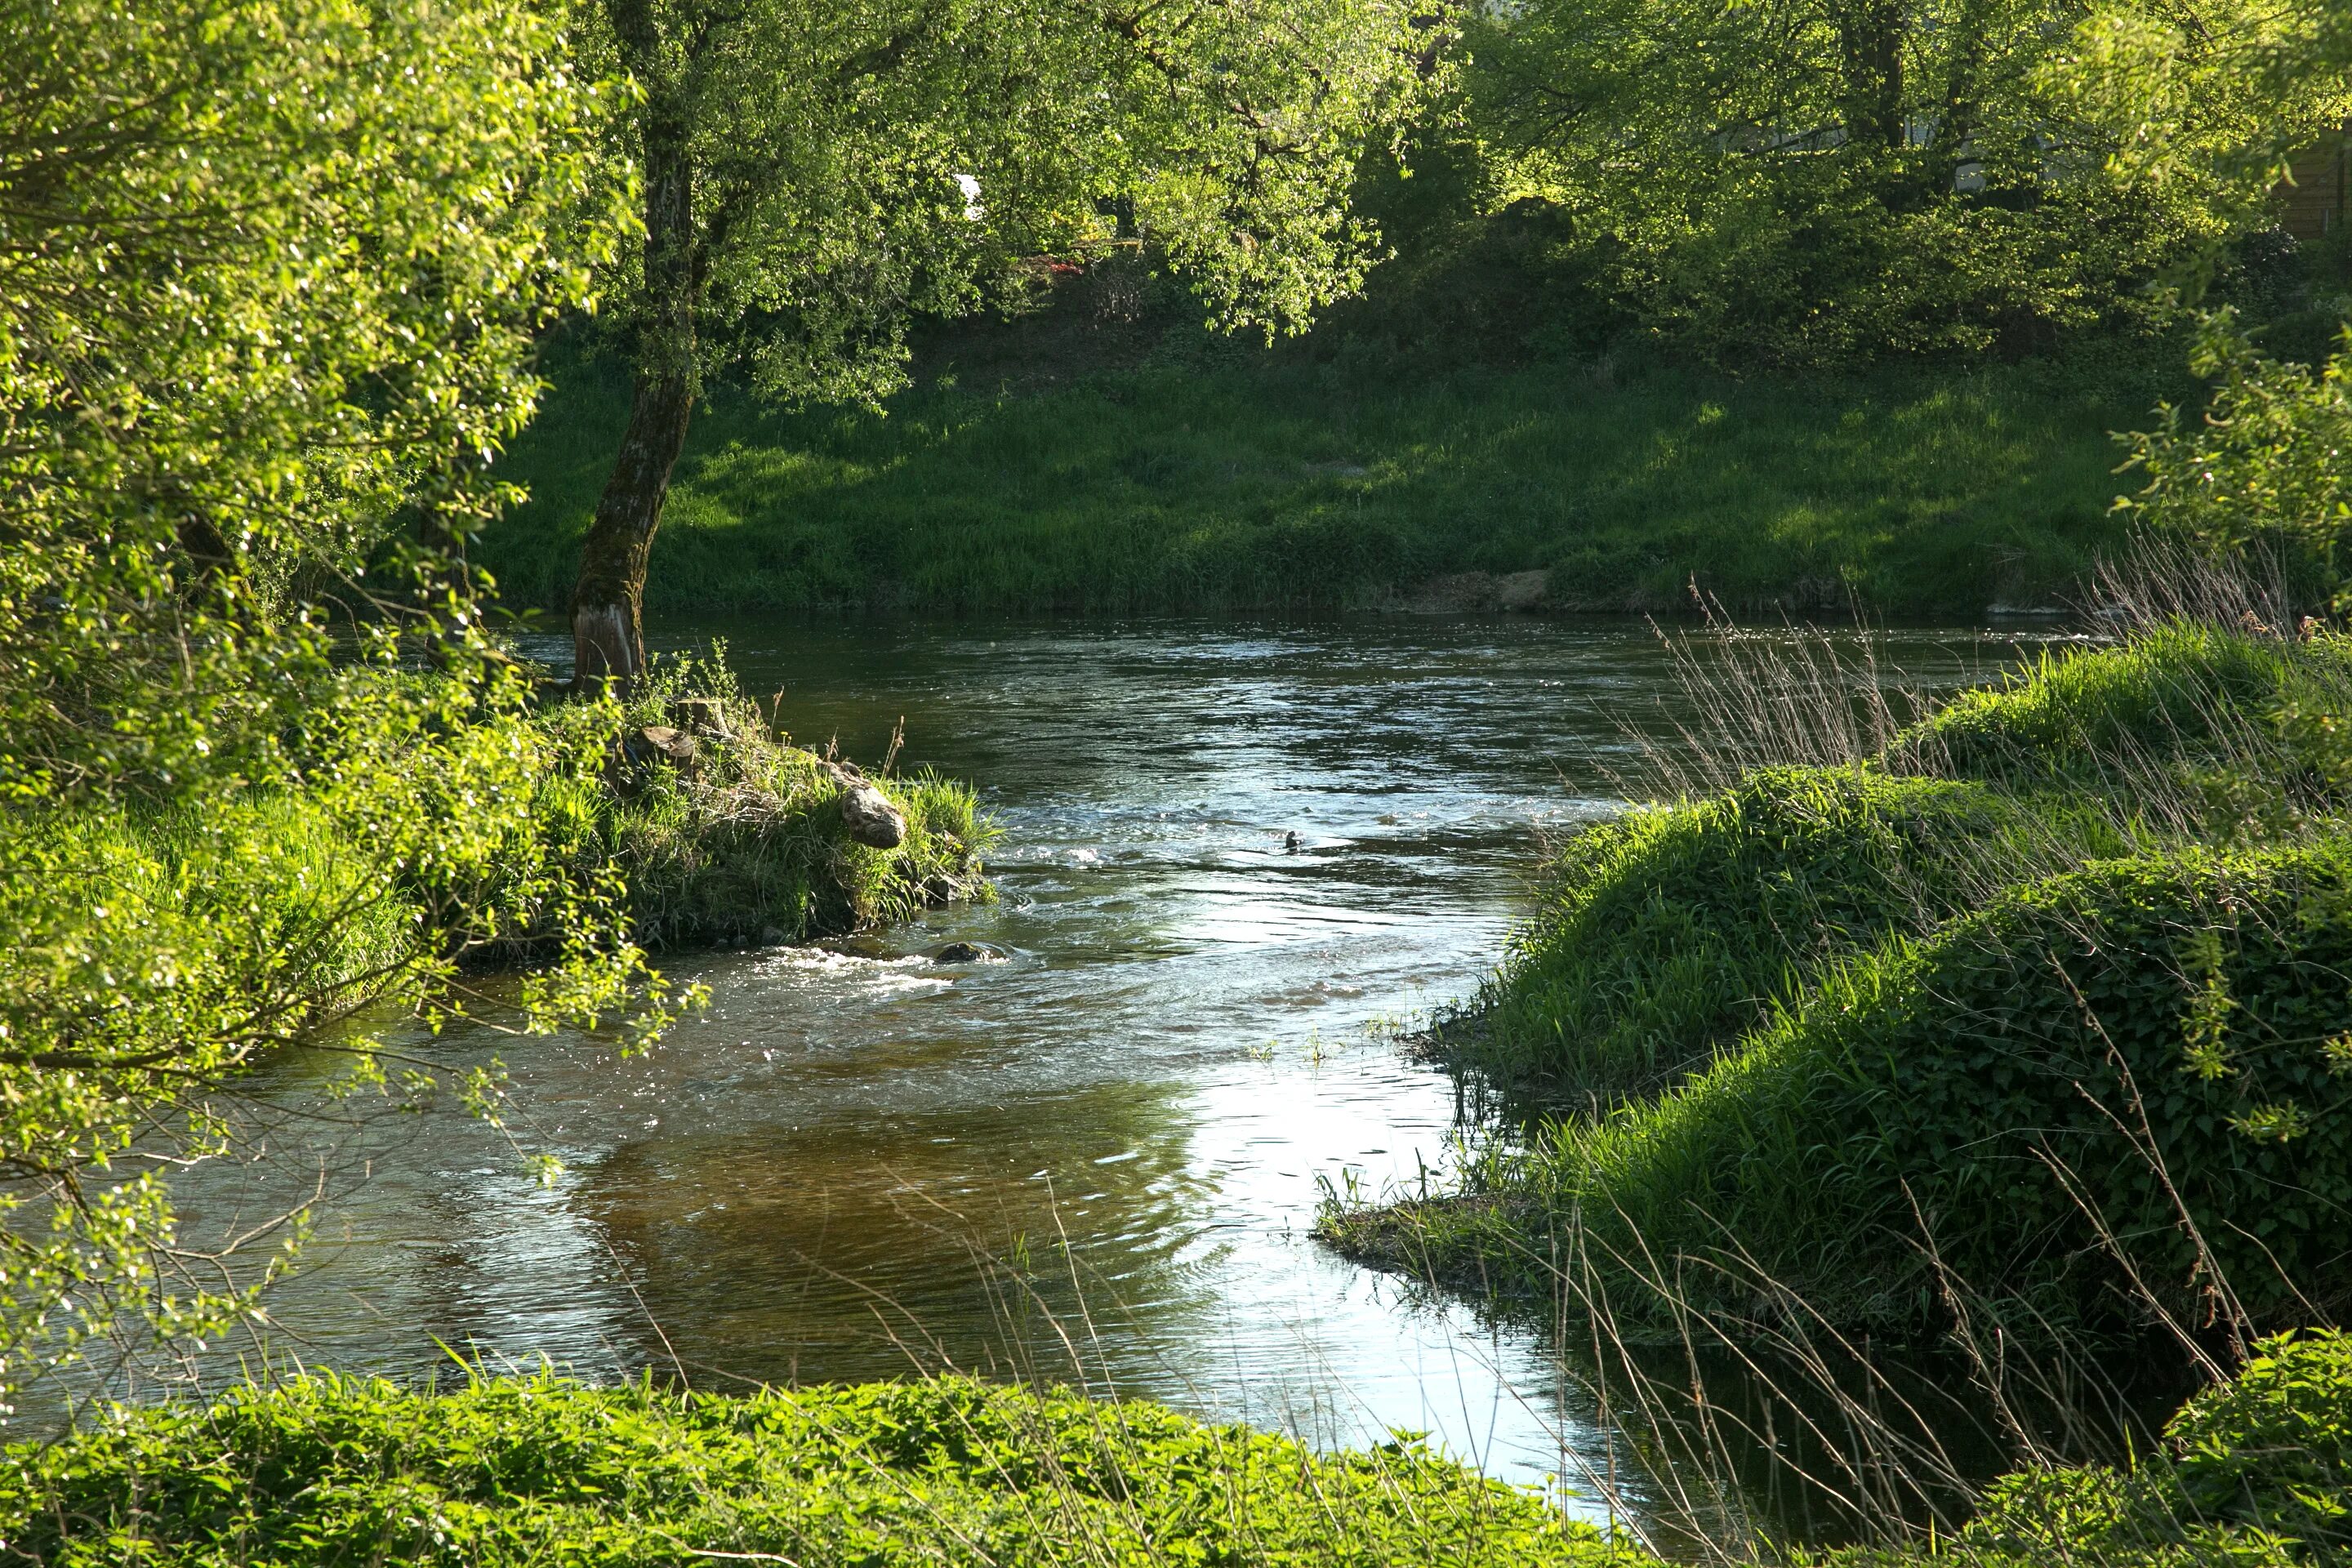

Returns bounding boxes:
[145,615,2062,1530]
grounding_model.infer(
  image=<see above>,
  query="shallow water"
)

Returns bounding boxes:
[154,616,2061,1535]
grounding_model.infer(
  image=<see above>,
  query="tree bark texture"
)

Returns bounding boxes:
[569,368,693,688]
[571,1,698,690]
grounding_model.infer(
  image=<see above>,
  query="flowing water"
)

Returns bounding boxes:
[154,616,2065,1539]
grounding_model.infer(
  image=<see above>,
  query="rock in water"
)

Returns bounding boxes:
[933,941,988,964]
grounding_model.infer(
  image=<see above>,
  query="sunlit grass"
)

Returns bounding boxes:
[483,346,2159,621]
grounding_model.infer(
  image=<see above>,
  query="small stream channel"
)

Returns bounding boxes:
[161,616,2062,1542]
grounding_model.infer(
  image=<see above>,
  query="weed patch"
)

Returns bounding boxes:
[0,1372,1644,1568]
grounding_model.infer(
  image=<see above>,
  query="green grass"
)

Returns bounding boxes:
[480,339,2167,621]
[1891,621,2352,785]
[11,1339,2342,1568]
[1442,768,2134,1110]
[510,650,993,954]
[1334,835,2352,1334]
[1326,627,2352,1337]
[0,1372,1643,1568]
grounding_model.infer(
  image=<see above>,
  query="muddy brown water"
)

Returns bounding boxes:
[131,617,2073,1542]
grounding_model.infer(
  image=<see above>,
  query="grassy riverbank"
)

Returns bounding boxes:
[13,657,987,1105]
[9,1333,2344,1568]
[1321,620,2352,1339]
[0,1371,1642,1568]
[480,334,2172,622]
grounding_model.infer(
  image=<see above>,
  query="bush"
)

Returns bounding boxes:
[0,1373,1646,1568]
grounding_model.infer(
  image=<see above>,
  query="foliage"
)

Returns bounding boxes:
[0,0,626,801]
[0,0,662,1412]
[583,0,1443,409]
[2123,319,2352,608]
[2048,0,2352,608]
[1449,0,2347,366]
[0,1371,1646,1568]
[1815,1332,2352,1564]
[2165,1330,2352,1545]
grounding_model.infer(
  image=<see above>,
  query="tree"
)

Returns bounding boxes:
[1455,0,2345,363]
[0,0,652,1399]
[566,0,1439,685]
[2,0,629,800]
[2086,5,2352,604]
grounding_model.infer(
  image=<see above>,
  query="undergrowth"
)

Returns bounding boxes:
[0,1371,1642,1568]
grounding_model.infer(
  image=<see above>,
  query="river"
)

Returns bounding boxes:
[152,615,2060,1544]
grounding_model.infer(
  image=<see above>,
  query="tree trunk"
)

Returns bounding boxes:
[1840,0,1906,154]
[570,369,693,688]
[570,16,697,693]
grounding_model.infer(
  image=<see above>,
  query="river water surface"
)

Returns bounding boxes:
[171,617,2056,1536]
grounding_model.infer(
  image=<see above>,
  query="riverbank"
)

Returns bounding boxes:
[1319,618,2352,1343]
[9,1331,2342,1567]
[479,336,2174,622]
[21,655,989,1117]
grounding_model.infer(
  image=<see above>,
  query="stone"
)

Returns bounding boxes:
[933,941,987,964]
[840,782,905,848]
[820,760,905,849]
[758,926,786,947]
